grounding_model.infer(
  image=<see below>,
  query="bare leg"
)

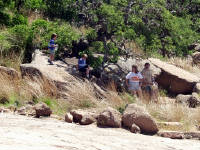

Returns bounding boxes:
[50,54,54,62]
[137,89,143,99]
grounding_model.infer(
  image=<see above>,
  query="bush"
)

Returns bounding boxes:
[12,14,28,26]
[0,11,12,26]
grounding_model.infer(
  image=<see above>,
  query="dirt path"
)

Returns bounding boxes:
[0,113,200,150]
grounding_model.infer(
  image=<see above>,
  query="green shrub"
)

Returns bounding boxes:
[0,11,11,26]
[12,14,28,25]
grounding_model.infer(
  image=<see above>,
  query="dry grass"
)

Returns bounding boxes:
[142,100,200,131]
[0,54,22,72]
[167,57,200,78]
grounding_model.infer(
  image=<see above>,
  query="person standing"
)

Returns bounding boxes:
[141,63,155,101]
[126,65,143,98]
[77,54,90,78]
[48,33,57,65]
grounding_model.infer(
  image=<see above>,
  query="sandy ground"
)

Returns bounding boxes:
[0,113,200,150]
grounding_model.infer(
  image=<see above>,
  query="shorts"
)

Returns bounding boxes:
[143,85,152,93]
[49,49,55,54]
[129,82,141,91]
[78,65,88,73]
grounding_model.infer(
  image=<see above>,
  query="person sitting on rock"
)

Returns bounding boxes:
[77,54,90,78]
[48,33,57,65]
[126,65,143,98]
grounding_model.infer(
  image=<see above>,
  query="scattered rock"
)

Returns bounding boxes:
[65,113,73,123]
[34,102,52,118]
[97,107,122,128]
[149,58,200,94]
[70,109,97,125]
[130,124,141,134]
[158,131,184,139]
[0,66,19,80]
[122,104,158,134]
[0,97,8,104]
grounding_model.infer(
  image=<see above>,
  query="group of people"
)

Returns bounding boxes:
[48,34,155,99]
[126,63,155,100]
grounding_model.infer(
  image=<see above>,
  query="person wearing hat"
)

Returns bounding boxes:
[77,54,90,78]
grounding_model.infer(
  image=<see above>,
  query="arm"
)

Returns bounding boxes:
[126,79,129,87]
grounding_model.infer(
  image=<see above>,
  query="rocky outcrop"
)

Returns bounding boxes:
[35,102,52,118]
[70,109,97,125]
[149,58,200,94]
[97,107,121,128]
[20,50,107,99]
[122,104,158,134]
[0,66,19,80]
[176,93,200,108]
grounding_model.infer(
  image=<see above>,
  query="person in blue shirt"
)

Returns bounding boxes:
[77,54,90,78]
[48,33,57,65]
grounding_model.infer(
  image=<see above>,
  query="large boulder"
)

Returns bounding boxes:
[70,109,97,125]
[176,93,200,108]
[97,107,122,128]
[122,104,158,134]
[149,58,200,94]
[34,102,52,118]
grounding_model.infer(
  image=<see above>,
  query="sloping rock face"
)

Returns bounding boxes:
[149,58,200,94]
[122,104,158,134]
[20,50,106,99]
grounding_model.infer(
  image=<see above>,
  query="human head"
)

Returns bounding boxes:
[132,65,139,73]
[144,63,150,69]
[51,33,57,40]
[82,54,88,60]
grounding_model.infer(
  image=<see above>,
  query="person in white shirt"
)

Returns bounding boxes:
[126,65,143,98]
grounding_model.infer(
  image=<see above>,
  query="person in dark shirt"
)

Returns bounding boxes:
[48,33,57,65]
[77,54,90,78]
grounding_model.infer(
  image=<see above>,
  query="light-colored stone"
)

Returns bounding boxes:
[176,93,200,108]
[122,104,158,134]
[149,58,200,94]
[193,52,200,65]
[194,83,200,94]
[97,107,121,128]
[65,113,73,123]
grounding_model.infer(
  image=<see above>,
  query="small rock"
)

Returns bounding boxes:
[70,109,97,125]
[176,93,200,108]
[0,107,10,113]
[130,124,141,134]
[34,102,52,118]
[65,113,73,123]
[97,107,121,128]
[158,132,184,139]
